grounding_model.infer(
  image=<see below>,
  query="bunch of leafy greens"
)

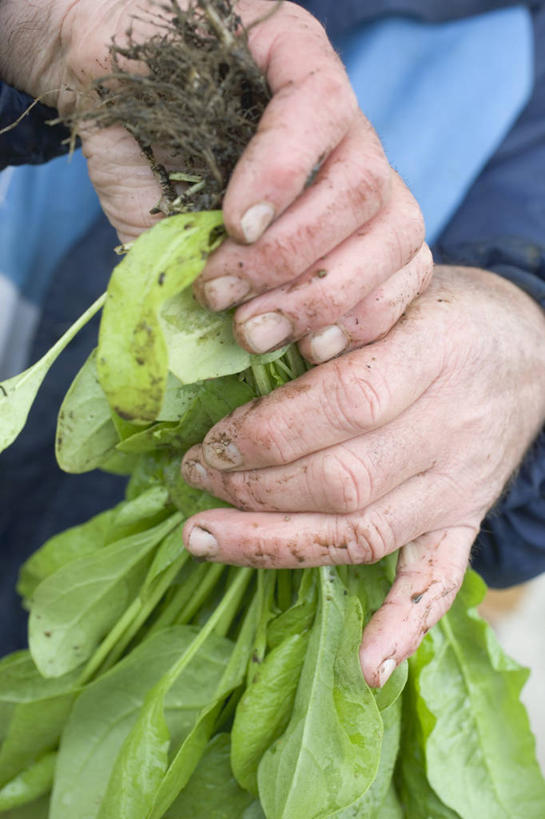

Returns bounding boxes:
[1,207,544,818]
[1,0,544,813]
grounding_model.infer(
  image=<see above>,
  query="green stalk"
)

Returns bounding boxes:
[175,562,226,625]
[146,563,210,636]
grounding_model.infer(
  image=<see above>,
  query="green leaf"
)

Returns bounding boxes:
[4,793,50,818]
[258,570,383,819]
[97,211,224,422]
[99,568,252,819]
[148,586,260,819]
[0,653,78,787]
[56,349,119,473]
[231,632,308,795]
[17,508,117,604]
[0,293,105,454]
[0,752,56,810]
[395,641,460,819]
[50,626,232,819]
[415,570,545,818]
[18,487,171,607]
[331,697,402,818]
[28,514,182,677]
[164,734,255,818]
[161,288,250,384]
[372,661,408,712]
[116,375,255,456]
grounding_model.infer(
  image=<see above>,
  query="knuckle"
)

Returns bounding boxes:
[346,153,391,221]
[326,357,388,430]
[318,448,372,513]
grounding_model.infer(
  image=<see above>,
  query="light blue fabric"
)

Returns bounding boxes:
[335,6,533,242]
[0,150,100,304]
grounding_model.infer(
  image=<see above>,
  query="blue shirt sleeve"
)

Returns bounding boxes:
[0,82,73,170]
[433,7,545,587]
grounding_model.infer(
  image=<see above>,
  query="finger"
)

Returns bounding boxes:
[195,114,391,321]
[299,244,434,363]
[182,399,437,513]
[221,0,359,243]
[360,526,476,688]
[201,324,442,471]
[230,176,424,352]
[82,125,162,242]
[182,471,447,567]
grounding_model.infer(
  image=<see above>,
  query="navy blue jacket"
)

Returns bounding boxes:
[1,0,545,652]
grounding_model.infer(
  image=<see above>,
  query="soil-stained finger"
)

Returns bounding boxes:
[182,471,450,568]
[200,324,442,472]
[221,0,359,243]
[195,114,391,316]
[230,175,424,351]
[359,526,476,688]
[299,243,434,363]
[182,401,438,514]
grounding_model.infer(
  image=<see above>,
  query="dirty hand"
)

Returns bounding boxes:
[0,0,430,353]
[181,265,545,687]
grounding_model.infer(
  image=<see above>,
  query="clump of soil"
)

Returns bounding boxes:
[68,0,272,213]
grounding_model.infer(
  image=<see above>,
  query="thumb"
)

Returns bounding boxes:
[360,526,477,688]
[82,125,162,242]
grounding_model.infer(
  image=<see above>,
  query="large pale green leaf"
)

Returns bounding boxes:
[416,570,545,818]
[161,288,250,384]
[50,627,232,819]
[97,211,224,422]
[258,570,383,819]
[17,508,116,604]
[0,294,105,454]
[28,514,181,677]
[394,638,461,818]
[56,349,119,473]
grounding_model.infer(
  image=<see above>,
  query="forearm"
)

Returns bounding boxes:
[0,0,73,105]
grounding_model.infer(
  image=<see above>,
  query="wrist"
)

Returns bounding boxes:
[0,0,73,107]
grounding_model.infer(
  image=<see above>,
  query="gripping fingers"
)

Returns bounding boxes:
[221,1,359,243]
[183,471,445,567]
[299,244,434,364]
[182,402,436,514]
[360,526,477,688]
[195,114,391,321]
[231,175,425,350]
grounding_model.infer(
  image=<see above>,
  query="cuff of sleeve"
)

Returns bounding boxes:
[0,81,75,170]
[433,235,545,310]
[434,237,545,587]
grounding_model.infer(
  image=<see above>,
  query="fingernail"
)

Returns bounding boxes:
[182,459,208,485]
[203,439,243,470]
[240,202,275,243]
[202,275,250,311]
[378,658,396,688]
[309,325,348,362]
[188,526,219,558]
[239,312,293,354]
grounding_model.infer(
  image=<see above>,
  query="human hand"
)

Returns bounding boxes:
[0,0,430,351]
[180,265,545,687]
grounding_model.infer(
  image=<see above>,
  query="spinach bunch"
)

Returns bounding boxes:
[0,213,544,817]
